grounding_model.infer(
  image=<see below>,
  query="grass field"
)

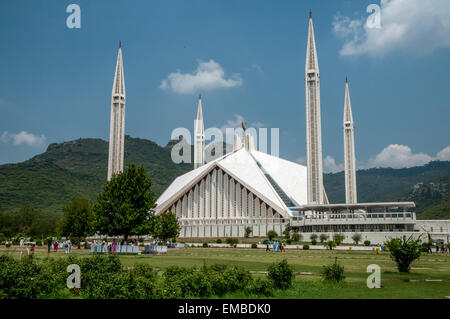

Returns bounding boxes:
[1,246,450,299]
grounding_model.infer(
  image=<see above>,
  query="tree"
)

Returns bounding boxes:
[384,235,422,272]
[153,211,180,242]
[267,230,278,241]
[324,240,336,250]
[61,198,94,249]
[333,233,345,246]
[292,232,302,242]
[13,204,38,236]
[352,233,362,245]
[319,233,328,243]
[93,165,157,241]
[310,233,318,243]
[244,226,252,238]
[282,228,290,239]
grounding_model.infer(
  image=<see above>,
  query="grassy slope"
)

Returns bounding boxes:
[1,247,449,299]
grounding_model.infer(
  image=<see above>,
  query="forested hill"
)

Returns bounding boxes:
[323,161,450,219]
[0,136,192,217]
[0,135,449,219]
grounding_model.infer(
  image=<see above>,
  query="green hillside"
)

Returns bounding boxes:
[323,161,450,219]
[0,136,192,217]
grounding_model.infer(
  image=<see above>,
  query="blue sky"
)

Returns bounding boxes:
[0,0,449,172]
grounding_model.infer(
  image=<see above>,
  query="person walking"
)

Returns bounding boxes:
[47,238,51,253]
[112,239,117,254]
[266,240,270,251]
[53,240,58,252]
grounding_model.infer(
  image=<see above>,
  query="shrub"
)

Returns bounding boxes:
[364,240,371,246]
[216,238,222,244]
[138,237,144,243]
[244,227,252,238]
[352,233,362,245]
[248,277,274,297]
[5,242,11,248]
[267,259,294,290]
[324,240,336,250]
[286,239,292,245]
[202,242,209,248]
[384,235,422,273]
[311,239,317,245]
[267,230,278,241]
[310,233,318,243]
[282,228,290,239]
[322,257,345,283]
[225,238,239,245]
[319,234,328,243]
[333,234,345,246]
[302,244,310,250]
[292,233,302,242]
[251,243,257,249]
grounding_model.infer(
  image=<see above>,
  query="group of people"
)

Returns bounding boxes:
[265,239,285,252]
[47,238,72,254]
[92,238,138,254]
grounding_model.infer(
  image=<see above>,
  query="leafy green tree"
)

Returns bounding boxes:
[244,226,252,238]
[13,204,38,236]
[319,233,328,243]
[282,228,290,239]
[267,230,278,241]
[153,211,180,242]
[310,233,318,243]
[352,233,362,245]
[333,233,345,246]
[93,165,157,241]
[384,235,422,272]
[325,240,336,250]
[61,198,94,249]
[292,232,302,242]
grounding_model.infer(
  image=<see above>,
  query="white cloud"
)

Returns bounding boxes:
[218,114,264,133]
[366,144,433,168]
[437,146,450,161]
[160,59,243,94]
[333,0,450,56]
[1,131,46,147]
[323,155,344,173]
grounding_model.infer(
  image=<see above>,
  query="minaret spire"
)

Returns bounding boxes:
[194,94,205,169]
[107,43,126,180]
[305,13,325,204]
[343,78,357,204]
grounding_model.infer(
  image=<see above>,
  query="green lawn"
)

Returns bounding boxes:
[2,247,450,299]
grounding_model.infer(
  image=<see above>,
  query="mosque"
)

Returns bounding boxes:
[107,13,450,243]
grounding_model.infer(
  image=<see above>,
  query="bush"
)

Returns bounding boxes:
[311,239,317,245]
[247,278,274,297]
[267,230,278,241]
[333,234,345,246]
[202,242,209,248]
[364,240,371,246]
[5,242,11,248]
[225,238,239,245]
[215,238,222,244]
[267,259,294,290]
[292,233,302,242]
[322,257,345,283]
[302,244,310,250]
[310,233,318,243]
[138,237,144,243]
[319,234,328,243]
[384,235,422,273]
[251,243,257,249]
[286,239,292,245]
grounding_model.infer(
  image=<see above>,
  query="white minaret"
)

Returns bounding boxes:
[107,41,126,181]
[343,77,357,204]
[194,94,205,169]
[305,11,325,204]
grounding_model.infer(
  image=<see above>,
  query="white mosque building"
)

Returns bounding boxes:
[109,13,450,243]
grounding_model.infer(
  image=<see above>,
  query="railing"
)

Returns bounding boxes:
[291,212,416,225]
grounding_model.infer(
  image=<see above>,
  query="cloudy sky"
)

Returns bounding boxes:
[0,0,449,172]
